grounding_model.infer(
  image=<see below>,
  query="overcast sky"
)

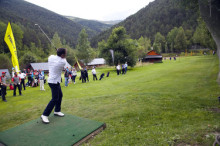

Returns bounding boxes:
[25,0,154,21]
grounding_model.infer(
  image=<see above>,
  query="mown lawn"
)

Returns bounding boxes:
[0,55,220,145]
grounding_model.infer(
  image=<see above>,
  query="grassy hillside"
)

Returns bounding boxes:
[0,56,219,145]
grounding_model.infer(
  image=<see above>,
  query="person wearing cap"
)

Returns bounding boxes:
[41,48,67,124]
[12,72,22,96]
[0,72,8,102]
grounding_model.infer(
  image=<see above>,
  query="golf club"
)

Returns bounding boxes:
[35,24,57,51]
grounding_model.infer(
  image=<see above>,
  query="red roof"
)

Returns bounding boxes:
[147,50,160,56]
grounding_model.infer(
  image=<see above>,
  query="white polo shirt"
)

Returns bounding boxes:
[18,73,26,79]
[48,55,67,84]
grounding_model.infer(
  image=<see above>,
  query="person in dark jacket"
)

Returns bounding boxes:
[84,66,89,82]
[0,72,8,102]
[80,69,86,83]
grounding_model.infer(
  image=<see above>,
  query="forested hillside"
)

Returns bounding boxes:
[0,0,84,47]
[91,0,199,47]
[66,16,112,37]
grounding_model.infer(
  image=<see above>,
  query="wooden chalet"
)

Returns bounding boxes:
[142,50,163,63]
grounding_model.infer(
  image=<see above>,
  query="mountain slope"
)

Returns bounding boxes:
[0,0,83,47]
[66,16,112,37]
[91,0,199,47]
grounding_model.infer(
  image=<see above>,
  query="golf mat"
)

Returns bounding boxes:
[0,114,106,146]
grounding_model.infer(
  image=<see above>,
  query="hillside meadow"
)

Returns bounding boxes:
[0,55,220,145]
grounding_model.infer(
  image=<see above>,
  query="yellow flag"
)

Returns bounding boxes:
[4,22,20,72]
[77,61,82,70]
[74,56,82,70]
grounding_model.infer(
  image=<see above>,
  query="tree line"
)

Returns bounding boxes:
[0,16,216,72]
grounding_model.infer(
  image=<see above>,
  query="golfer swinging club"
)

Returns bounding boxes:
[41,48,67,124]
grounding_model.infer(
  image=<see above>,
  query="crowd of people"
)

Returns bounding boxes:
[0,48,129,124]
[0,60,128,103]
[116,62,128,75]
[0,68,46,102]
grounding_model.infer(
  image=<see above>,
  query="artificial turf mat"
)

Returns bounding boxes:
[0,114,106,146]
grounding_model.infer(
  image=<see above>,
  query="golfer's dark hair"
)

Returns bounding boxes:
[57,48,66,57]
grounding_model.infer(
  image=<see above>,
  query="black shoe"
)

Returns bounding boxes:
[3,100,7,102]
[20,94,22,96]
[13,95,16,96]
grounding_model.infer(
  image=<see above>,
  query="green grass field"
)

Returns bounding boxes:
[0,56,220,145]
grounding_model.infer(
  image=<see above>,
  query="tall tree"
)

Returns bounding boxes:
[136,36,151,59]
[153,32,165,53]
[193,18,216,49]
[76,29,92,65]
[100,26,137,67]
[167,27,179,53]
[174,27,187,52]
[51,32,62,55]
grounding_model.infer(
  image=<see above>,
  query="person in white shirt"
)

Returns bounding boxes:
[92,66,98,81]
[41,48,67,124]
[116,64,121,75]
[18,71,26,90]
[71,68,77,84]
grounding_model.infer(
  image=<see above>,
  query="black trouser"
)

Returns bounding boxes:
[43,83,63,116]
[14,84,22,96]
[122,69,125,74]
[20,79,25,90]
[28,77,32,86]
[81,76,86,83]
[1,86,6,101]
[85,75,89,82]
[71,76,76,82]
[117,70,120,75]
[93,74,97,81]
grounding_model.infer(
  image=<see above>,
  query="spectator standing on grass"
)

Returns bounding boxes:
[0,72,8,102]
[64,68,69,87]
[80,69,86,83]
[18,71,26,90]
[71,68,77,84]
[92,66,98,81]
[41,48,67,124]
[39,70,45,91]
[84,66,89,82]
[27,69,32,87]
[12,72,22,96]
[124,62,128,74]
[116,64,121,75]
[122,64,125,74]
[34,70,39,86]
